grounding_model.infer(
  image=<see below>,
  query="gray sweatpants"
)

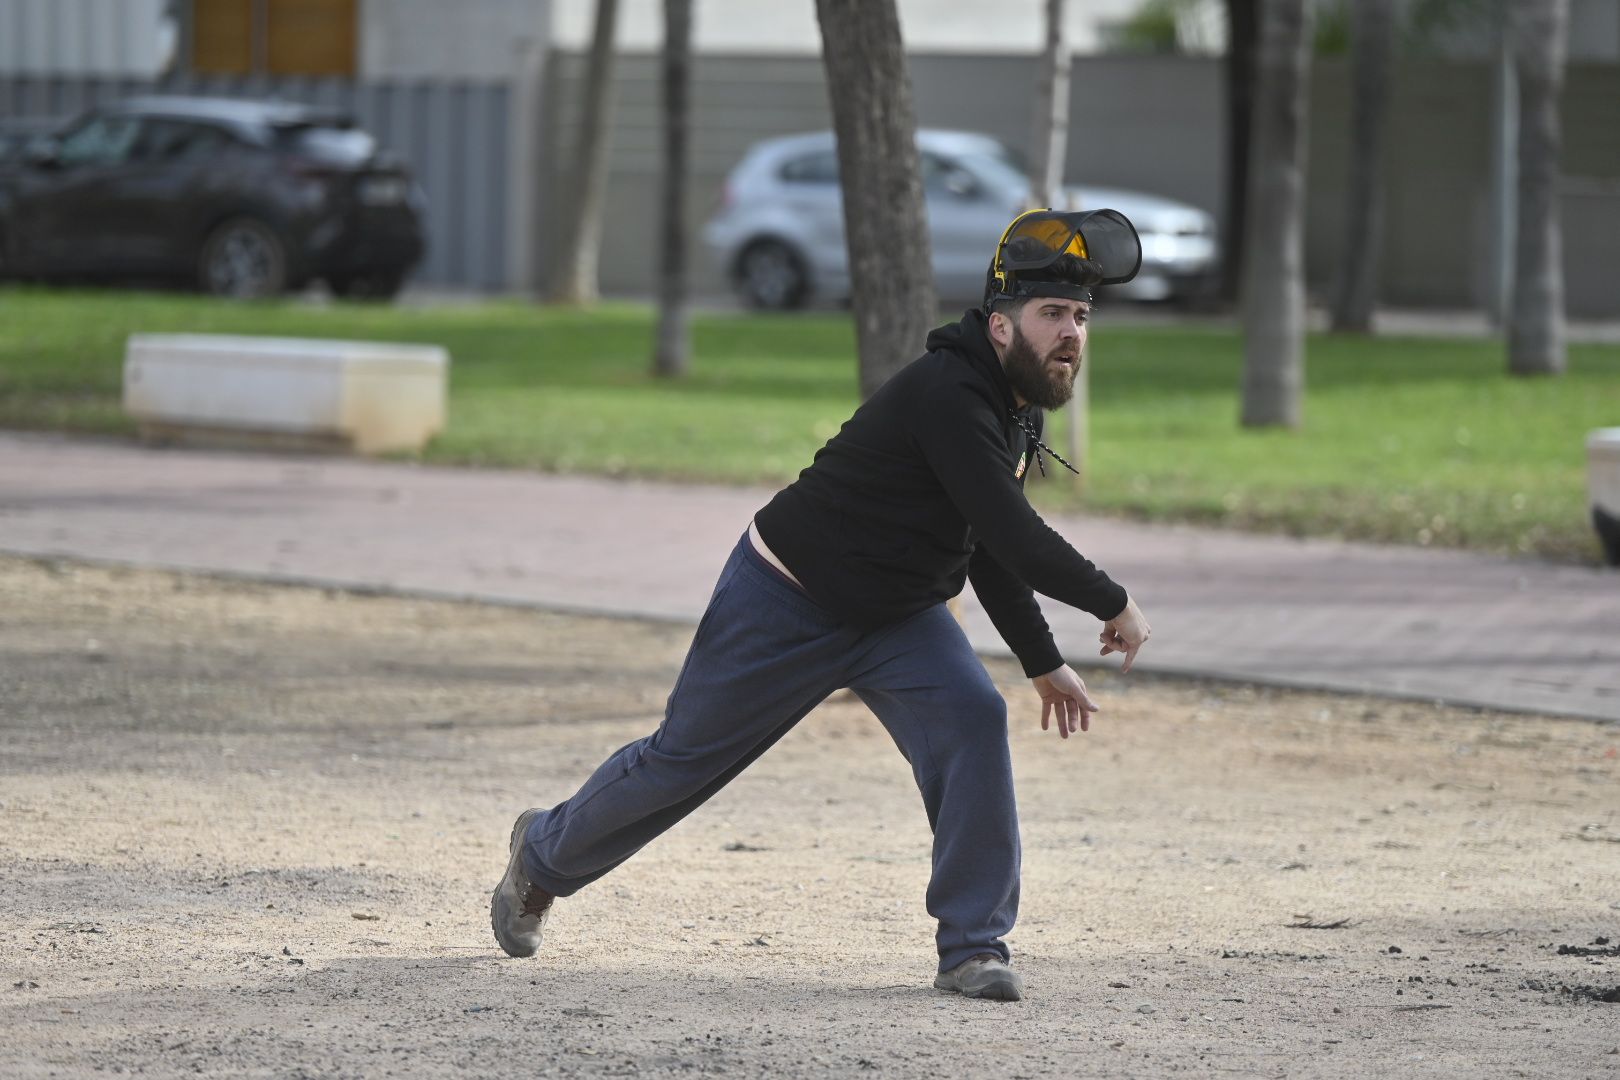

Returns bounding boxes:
[520,533,1021,973]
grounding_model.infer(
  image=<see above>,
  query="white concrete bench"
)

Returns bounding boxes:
[1590,428,1620,566]
[123,334,448,455]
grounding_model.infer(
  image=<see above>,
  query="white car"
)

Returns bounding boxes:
[705,128,1218,309]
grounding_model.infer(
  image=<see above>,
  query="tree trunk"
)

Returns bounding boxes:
[1329,0,1394,334]
[550,0,620,306]
[1240,0,1313,429]
[1220,0,1260,305]
[814,0,936,399]
[1028,0,1088,493]
[1029,0,1070,210]
[1508,0,1568,376]
[651,0,692,377]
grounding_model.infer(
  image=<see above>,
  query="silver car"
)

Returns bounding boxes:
[705,128,1218,309]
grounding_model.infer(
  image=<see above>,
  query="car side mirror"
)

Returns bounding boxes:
[943,170,981,200]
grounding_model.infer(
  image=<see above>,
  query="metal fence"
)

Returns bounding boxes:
[0,74,510,290]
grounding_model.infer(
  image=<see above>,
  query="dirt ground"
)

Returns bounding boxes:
[1,555,1616,1079]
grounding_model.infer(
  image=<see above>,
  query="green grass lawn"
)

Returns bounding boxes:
[2,287,1615,561]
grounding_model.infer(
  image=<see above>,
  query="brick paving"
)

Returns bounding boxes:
[3,432,1616,722]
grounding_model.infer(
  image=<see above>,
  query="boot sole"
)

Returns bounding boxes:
[934,970,1025,1001]
[960,979,1022,1001]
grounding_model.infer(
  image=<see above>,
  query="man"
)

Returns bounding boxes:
[492,208,1153,1002]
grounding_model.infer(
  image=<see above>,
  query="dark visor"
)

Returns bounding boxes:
[996,208,1142,286]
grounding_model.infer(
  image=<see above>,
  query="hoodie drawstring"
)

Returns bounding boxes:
[1011,411,1080,478]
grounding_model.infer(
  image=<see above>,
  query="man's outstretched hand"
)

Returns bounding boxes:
[1099,595,1152,674]
[1033,664,1099,739]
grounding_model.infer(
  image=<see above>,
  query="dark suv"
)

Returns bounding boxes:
[0,95,425,299]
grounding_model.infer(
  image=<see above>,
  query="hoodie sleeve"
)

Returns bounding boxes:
[968,541,1065,677]
[911,372,1129,625]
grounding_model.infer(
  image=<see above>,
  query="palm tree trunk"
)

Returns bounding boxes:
[551,0,620,306]
[1508,0,1568,376]
[1240,0,1313,429]
[1329,0,1394,334]
[814,0,937,399]
[651,0,692,377]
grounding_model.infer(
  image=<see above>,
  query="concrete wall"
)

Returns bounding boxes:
[1307,59,1620,318]
[358,0,549,81]
[547,0,1147,55]
[0,0,173,76]
[540,52,1226,300]
[1568,0,1620,62]
[543,50,1620,317]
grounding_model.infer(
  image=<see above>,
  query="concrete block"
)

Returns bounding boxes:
[124,334,448,455]
[1589,427,1620,566]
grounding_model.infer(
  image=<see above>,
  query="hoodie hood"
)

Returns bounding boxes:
[925,308,1022,416]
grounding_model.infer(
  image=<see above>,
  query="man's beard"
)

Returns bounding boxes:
[1003,326,1078,410]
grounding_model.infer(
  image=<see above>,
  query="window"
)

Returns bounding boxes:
[920,152,981,198]
[190,0,358,77]
[137,121,232,162]
[779,150,840,184]
[56,116,143,168]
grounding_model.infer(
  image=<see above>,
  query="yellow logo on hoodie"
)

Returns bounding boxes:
[1014,452,1028,479]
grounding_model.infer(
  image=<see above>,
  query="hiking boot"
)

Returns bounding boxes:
[933,953,1025,1001]
[490,807,554,958]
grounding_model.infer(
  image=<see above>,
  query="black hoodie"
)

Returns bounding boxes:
[753,308,1127,677]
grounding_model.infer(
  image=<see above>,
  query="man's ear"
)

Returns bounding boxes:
[987,310,1013,349]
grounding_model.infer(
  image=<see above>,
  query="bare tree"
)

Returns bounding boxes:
[1027,0,1089,491]
[814,0,936,399]
[550,0,620,305]
[1508,0,1568,376]
[1220,0,1260,304]
[1240,0,1313,429]
[1329,0,1395,334]
[1029,0,1070,211]
[651,0,693,377]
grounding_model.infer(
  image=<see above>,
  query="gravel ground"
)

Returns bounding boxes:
[1,555,1616,1079]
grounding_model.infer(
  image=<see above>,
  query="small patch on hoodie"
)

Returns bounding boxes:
[1014,452,1028,479]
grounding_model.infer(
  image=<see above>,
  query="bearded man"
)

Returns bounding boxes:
[492,209,1154,1002]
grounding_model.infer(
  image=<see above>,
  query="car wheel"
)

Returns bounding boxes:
[737,239,808,310]
[328,270,405,302]
[199,217,288,299]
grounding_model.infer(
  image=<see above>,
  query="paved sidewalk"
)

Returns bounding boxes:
[2,432,1616,722]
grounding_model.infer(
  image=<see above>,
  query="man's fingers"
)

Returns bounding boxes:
[1078,686,1099,732]
[1120,641,1142,674]
[1041,699,1051,731]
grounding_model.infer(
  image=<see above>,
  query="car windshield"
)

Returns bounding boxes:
[274,122,375,165]
[949,143,1031,194]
